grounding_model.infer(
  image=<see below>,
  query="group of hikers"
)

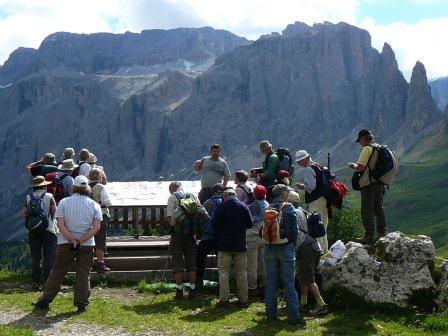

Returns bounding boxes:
[25,129,395,326]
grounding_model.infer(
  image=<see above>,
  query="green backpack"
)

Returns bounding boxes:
[172,192,203,235]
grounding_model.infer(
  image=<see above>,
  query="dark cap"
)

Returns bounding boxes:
[212,183,224,195]
[356,129,372,142]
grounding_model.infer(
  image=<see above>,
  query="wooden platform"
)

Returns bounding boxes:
[68,236,218,282]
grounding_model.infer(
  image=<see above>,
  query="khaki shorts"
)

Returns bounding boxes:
[170,232,197,273]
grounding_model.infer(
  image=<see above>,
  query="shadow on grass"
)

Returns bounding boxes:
[123,293,218,316]
[7,310,79,332]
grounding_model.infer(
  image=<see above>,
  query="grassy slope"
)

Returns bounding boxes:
[0,271,447,336]
[384,124,448,257]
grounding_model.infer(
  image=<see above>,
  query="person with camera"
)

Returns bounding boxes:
[33,175,102,313]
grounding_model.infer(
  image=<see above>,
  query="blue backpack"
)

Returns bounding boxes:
[25,193,49,232]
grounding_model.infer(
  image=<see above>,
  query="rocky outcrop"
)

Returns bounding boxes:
[0,27,250,85]
[406,62,440,133]
[320,232,436,307]
[429,76,448,111]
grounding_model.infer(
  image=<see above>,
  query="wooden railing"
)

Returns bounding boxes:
[109,205,170,238]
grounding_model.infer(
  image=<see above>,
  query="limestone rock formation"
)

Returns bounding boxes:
[0,27,250,85]
[429,76,448,111]
[406,61,440,133]
[320,232,436,307]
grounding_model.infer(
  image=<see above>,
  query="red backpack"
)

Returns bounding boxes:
[45,173,68,204]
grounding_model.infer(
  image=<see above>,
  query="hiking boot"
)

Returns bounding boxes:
[258,287,265,299]
[376,230,387,241]
[32,300,49,309]
[289,316,306,326]
[77,305,87,313]
[354,236,375,245]
[195,279,204,290]
[235,300,249,308]
[175,288,183,300]
[188,289,196,300]
[309,304,329,316]
[94,261,111,273]
[216,299,231,308]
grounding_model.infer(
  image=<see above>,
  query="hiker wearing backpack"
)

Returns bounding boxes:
[72,148,91,178]
[295,150,330,253]
[234,170,254,205]
[348,129,391,245]
[247,185,268,299]
[89,168,112,273]
[22,176,58,291]
[257,141,280,190]
[50,159,77,204]
[263,184,304,326]
[193,144,231,204]
[195,183,223,288]
[33,175,102,313]
[26,153,58,177]
[211,187,253,307]
[167,182,207,300]
[288,191,328,316]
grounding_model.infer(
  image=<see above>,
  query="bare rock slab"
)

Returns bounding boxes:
[320,232,436,307]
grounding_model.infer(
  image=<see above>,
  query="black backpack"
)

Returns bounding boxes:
[72,162,87,178]
[276,148,294,177]
[299,210,326,239]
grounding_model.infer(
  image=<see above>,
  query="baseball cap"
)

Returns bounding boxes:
[356,129,372,142]
[74,175,89,187]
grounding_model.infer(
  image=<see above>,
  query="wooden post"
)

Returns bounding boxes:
[132,207,139,239]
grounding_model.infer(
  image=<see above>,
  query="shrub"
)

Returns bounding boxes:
[327,206,364,246]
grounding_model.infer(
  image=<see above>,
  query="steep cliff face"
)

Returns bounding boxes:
[160,22,418,175]
[406,61,439,133]
[0,27,250,85]
[0,22,442,240]
[429,76,448,111]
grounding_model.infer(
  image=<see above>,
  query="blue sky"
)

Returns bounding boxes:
[0,0,447,79]
[357,0,448,25]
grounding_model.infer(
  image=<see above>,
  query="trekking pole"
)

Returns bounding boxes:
[161,242,171,283]
[327,153,331,171]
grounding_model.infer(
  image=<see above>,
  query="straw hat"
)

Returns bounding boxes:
[58,159,78,171]
[32,176,51,188]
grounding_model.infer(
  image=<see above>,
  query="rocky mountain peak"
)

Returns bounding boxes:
[281,21,312,36]
[406,61,440,132]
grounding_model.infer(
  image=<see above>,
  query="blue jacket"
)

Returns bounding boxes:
[270,198,299,246]
[211,196,253,252]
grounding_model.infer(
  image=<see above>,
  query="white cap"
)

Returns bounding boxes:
[74,175,89,187]
[295,150,310,162]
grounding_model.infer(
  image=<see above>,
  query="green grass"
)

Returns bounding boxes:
[384,127,448,257]
[0,271,447,336]
[0,325,36,336]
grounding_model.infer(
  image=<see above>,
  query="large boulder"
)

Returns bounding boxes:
[320,232,435,307]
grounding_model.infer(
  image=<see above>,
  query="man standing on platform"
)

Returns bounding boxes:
[193,144,231,204]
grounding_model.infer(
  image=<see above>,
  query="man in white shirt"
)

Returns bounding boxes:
[33,175,102,313]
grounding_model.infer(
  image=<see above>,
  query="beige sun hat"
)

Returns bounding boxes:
[259,140,272,151]
[295,150,310,162]
[58,159,78,171]
[32,175,52,188]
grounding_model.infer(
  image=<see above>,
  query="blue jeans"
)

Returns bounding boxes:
[264,243,299,322]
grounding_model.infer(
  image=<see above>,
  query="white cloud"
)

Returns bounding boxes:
[0,0,446,80]
[361,17,448,80]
